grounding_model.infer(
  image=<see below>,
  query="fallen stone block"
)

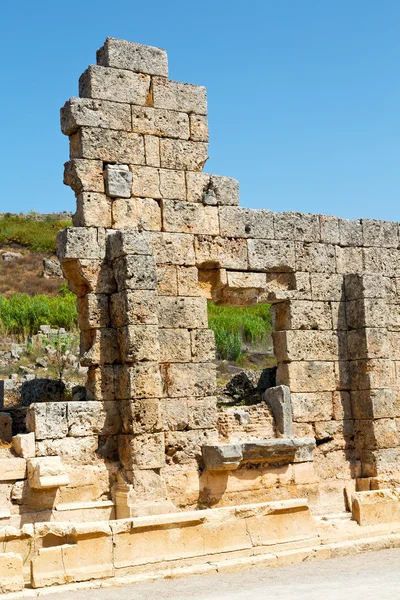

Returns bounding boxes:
[352,488,400,526]
[27,456,70,489]
[12,432,35,458]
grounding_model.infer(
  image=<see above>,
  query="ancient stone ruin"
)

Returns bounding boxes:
[1,37,400,593]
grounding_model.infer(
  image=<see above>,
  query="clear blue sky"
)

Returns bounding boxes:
[1,1,399,220]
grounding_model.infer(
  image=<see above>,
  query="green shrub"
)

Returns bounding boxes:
[0,215,71,253]
[207,302,272,360]
[0,290,78,337]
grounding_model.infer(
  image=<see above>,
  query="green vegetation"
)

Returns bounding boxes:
[0,288,78,337]
[0,214,71,253]
[207,302,272,361]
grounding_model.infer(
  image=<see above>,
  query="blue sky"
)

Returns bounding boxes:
[1,1,399,220]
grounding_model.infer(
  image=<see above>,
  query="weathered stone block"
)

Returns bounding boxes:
[295,242,336,273]
[110,290,158,327]
[165,429,217,464]
[131,105,189,139]
[77,293,110,330]
[27,457,69,489]
[162,200,219,234]
[113,255,157,291]
[119,399,162,434]
[70,127,145,164]
[332,391,352,420]
[362,219,399,248]
[67,401,121,437]
[159,329,191,362]
[108,228,151,260]
[12,432,35,458]
[74,192,112,228]
[274,212,320,242]
[144,134,160,167]
[273,300,332,330]
[176,266,202,296]
[80,328,120,366]
[60,258,116,297]
[195,235,248,270]
[117,325,160,362]
[115,363,163,399]
[160,139,208,171]
[331,301,348,330]
[104,163,132,198]
[162,363,216,397]
[119,433,165,469]
[344,274,386,300]
[319,215,339,244]
[0,412,12,441]
[0,553,24,593]
[151,232,195,265]
[130,165,161,198]
[64,159,104,194]
[187,397,217,429]
[227,271,267,289]
[248,239,295,272]
[263,385,293,436]
[290,392,333,422]
[190,329,216,362]
[160,398,189,431]
[86,365,116,401]
[112,197,161,231]
[97,37,168,76]
[152,76,207,114]
[277,361,336,393]
[273,330,343,362]
[352,489,400,525]
[310,273,344,301]
[339,218,363,246]
[79,65,150,104]
[350,359,395,391]
[57,227,105,262]
[335,246,364,274]
[347,328,389,360]
[219,207,274,238]
[0,458,26,481]
[61,97,131,135]
[26,402,68,440]
[186,173,239,205]
[346,298,387,329]
[158,168,186,200]
[157,265,178,296]
[189,114,209,142]
[157,297,208,328]
[355,418,398,451]
[130,468,167,501]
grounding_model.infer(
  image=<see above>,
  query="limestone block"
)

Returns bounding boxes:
[362,219,398,248]
[347,328,389,360]
[64,159,104,194]
[61,97,131,135]
[144,135,160,167]
[162,200,219,234]
[117,324,160,362]
[277,361,336,393]
[290,391,333,422]
[131,105,189,139]
[130,165,161,198]
[346,298,387,329]
[195,235,248,270]
[150,232,195,265]
[320,215,340,244]
[177,266,202,296]
[119,433,165,469]
[273,330,342,362]
[35,436,99,464]
[332,391,352,420]
[0,413,12,441]
[60,258,116,297]
[295,242,336,273]
[274,212,320,242]
[112,197,161,231]
[157,297,208,328]
[162,363,216,397]
[331,301,347,330]
[273,300,332,330]
[263,385,293,436]
[159,329,191,362]
[77,293,110,330]
[57,227,105,262]
[115,363,163,399]
[110,290,158,327]
[12,433,35,458]
[119,399,162,434]
[113,255,157,291]
[0,458,26,481]
[189,114,209,142]
[80,327,120,365]
[27,457,69,489]
[67,401,121,437]
[355,418,398,451]
[157,265,178,296]
[153,76,207,115]
[130,468,167,500]
[104,163,132,198]
[344,274,386,300]
[187,397,217,429]
[351,388,399,419]
[159,168,186,200]
[70,127,145,165]
[160,398,188,431]
[339,218,363,246]
[26,402,68,440]
[97,37,168,76]
[248,239,295,272]
[165,429,217,464]
[0,552,24,593]
[190,329,216,362]
[74,192,112,228]
[389,331,400,359]
[160,139,208,171]
[219,207,274,238]
[108,228,151,260]
[79,64,150,104]
[227,271,267,290]
[186,173,239,206]
[86,365,116,401]
[201,444,242,470]
[310,273,344,301]
[352,489,400,525]
[335,246,363,274]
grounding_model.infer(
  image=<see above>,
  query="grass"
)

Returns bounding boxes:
[0,214,71,253]
[207,302,272,361]
[0,287,78,338]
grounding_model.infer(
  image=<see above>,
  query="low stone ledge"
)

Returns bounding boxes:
[202,438,315,471]
[352,488,400,526]
[0,552,24,593]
